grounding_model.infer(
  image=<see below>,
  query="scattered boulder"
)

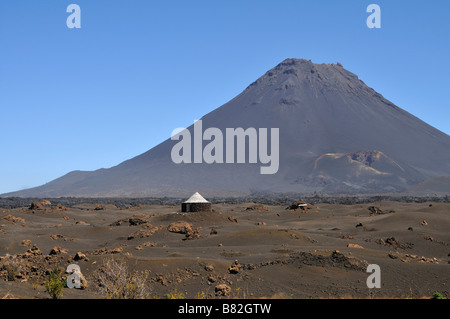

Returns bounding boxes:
[108,247,123,254]
[21,240,32,247]
[367,206,381,215]
[228,260,241,274]
[167,221,201,240]
[50,234,67,241]
[423,236,446,245]
[389,252,439,264]
[0,245,68,282]
[73,252,89,261]
[185,227,201,240]
[376,237,413,250]
[388,253,398,260]
[286,201,308,211]
[215,284,232,296]
[330,250,368,270]
[110,214,151,226]
[421,220,428,226]
[91,247,124,255]
[204,264,214,272]
[367,206,395,216]
[29,200,51,210]
[49,246,68,255]
[289,233,300,240]
[155,276,168,286]
[228,216,238,223]
[167,221,194,234]
[2,215,25,225]
[208,275,217,283]
[245,204,268,211]
[128,225,159,240]
[24,245,42,257]
[347,243,364,249]
[128,215,150,226]
[53,204,69,211]
[243,250,368,272]
[135,243,156,250]
[417,256,439,264]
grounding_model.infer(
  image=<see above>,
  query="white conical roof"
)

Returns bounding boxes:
[183,192,209,203]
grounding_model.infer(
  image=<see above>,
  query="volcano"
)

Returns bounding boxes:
[4,59,450,197]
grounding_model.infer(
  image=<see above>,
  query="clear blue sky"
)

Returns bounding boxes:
[1,0,449,194]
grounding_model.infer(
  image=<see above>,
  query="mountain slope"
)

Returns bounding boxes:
[408,177,450,194]
[4,59,450,197]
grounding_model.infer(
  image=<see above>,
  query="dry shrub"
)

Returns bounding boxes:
[95,258,150,299]
[1,255,22,281]
[1,292,16,299]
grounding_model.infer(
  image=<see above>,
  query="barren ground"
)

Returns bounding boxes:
[0,200,448,299]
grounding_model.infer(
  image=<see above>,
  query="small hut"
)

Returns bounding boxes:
[181,192,212,212]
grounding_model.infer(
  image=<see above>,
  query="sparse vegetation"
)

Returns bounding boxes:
[432,292,443,299]
[32,277,40,290]
[405,288,414,299]
[95,258,150,299]
[44,267,65,299]
[195,291,206,299]
[165,289,185,299]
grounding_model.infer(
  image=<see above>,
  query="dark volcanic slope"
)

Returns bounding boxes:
[4,59,450,197]
[408,177,450,194]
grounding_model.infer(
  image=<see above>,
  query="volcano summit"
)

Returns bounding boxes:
[4,59,450,197]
